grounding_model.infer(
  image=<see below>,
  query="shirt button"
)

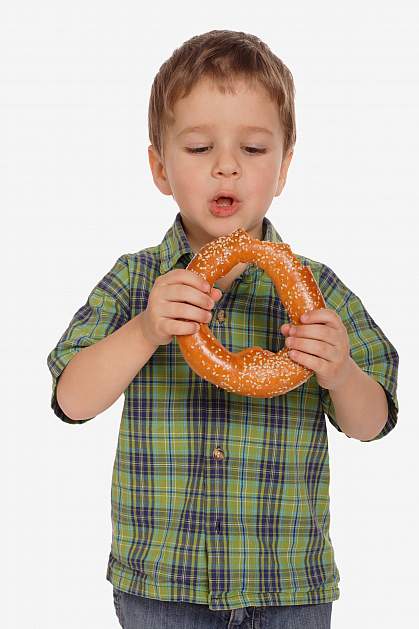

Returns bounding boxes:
[212,447,225,461]
[217,309,225,323]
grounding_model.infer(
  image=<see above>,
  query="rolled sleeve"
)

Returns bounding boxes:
[47,255,131,424]
[318,265,399,442]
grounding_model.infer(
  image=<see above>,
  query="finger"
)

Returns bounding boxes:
[286,323,338,347]
[165,318,201,336]
[299,307,341,329]
[288,348,329,372]
[163,270,222,302]
[281,323,291,335]
[166,284,216,311]
[285,337,335,361]
[163,269,213,294]
[168,301,213,324]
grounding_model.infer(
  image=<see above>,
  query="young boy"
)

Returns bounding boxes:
[47,30,399,629]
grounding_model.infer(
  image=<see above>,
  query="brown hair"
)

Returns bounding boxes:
[148,30,296,162]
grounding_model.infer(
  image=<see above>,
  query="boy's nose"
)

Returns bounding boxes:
[214,166,240,177]
[212,153,241,177]
[216,165,239,172]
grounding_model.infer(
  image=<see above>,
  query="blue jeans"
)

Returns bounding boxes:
[113,587,332,628]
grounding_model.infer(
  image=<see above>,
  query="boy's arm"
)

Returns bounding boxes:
[316,263,399,443]
[57,312,158,421]
[329,357,389,441]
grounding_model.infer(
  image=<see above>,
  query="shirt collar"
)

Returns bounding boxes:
[159,211,284,281]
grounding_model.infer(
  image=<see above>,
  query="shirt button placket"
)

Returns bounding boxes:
[212,448,225,536]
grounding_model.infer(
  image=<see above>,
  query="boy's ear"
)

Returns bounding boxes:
[274,148,294,197]
[148,144,172,196]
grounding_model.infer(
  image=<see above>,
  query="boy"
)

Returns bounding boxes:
[47,30,399,629]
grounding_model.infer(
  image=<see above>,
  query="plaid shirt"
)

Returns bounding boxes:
[47,212,399,611]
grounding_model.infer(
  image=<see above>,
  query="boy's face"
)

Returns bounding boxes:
[148,76,293,251]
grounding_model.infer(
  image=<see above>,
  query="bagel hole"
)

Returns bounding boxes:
[213,262,251,291]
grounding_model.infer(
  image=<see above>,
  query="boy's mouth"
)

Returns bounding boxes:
[212,191,240,204]
[210,194,241,217]
[215,196,234,206]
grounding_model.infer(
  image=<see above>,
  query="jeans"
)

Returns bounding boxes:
[113,587,333,628]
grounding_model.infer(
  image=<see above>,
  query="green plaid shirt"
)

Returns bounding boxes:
[47,212,399,611]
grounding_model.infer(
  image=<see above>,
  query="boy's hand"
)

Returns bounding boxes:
[280,307,352,391]
[140,269,222,346]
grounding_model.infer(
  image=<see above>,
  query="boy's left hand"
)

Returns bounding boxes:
[281,307,353,391]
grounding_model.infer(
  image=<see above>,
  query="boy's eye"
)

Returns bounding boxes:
[186,147,208,154]
[185,146,266,155]
[245,147,266,154]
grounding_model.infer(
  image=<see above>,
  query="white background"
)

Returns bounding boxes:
[2,1,418,627]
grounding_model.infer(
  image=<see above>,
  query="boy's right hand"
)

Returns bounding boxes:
[139,269,222,346]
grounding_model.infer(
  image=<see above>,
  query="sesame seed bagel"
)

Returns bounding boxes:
[176,227,326,397]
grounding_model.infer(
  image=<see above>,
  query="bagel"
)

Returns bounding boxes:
[176,227,326,397]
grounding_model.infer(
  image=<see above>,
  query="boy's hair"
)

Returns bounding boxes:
[148,30,296,163]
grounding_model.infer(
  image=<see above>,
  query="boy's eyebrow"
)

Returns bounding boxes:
[176,124,274,138]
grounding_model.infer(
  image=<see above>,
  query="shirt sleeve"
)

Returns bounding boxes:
[46,255,131,424]
[317,264,399,442]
